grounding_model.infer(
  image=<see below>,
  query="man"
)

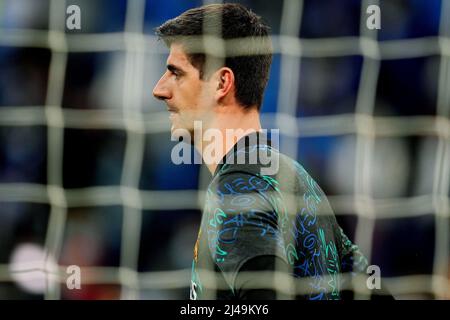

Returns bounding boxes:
[153,3,382,300]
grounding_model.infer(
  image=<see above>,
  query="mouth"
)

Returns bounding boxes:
[167,106,178,113]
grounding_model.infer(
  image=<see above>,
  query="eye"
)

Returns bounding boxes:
[170,69,181,79]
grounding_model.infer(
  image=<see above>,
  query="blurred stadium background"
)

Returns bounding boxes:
[0,0,449,299]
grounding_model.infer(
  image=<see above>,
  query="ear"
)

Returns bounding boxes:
[214,67,234,103]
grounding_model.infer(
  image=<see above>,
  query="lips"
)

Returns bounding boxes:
[167,106,178,113]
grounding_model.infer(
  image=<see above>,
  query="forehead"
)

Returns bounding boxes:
[167,43,194,69]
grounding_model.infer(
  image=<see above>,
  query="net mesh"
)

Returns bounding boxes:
[0,0,448,299]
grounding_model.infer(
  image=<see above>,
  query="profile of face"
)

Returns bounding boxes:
[152,43,218,138]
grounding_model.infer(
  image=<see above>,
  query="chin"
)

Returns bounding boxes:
[170,124,185,139]
[171,126,195,144]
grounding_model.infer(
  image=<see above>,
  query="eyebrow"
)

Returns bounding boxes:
[167,64,185,75]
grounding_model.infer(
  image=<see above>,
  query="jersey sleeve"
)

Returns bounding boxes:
[233,255,291,299]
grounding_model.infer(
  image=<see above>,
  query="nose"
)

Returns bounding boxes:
[152,73,171,101]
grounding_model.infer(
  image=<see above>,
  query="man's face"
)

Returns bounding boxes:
[152,43,215,137]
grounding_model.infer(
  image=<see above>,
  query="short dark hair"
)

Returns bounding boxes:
[155,3,272,110]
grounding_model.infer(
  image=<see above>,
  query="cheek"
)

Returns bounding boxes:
[175,80,213,115]
[176,85,199,108]
[197,84,216,107]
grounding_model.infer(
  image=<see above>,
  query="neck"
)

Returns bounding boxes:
[194,106,261,175]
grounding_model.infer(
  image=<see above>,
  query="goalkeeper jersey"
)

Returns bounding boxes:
[190,132,370,300]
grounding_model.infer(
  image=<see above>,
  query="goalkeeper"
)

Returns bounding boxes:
[152,3,390,300]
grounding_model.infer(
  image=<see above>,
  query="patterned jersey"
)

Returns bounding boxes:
[190,132,369,300]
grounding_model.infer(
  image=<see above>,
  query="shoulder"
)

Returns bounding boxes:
[210,146,325,201]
